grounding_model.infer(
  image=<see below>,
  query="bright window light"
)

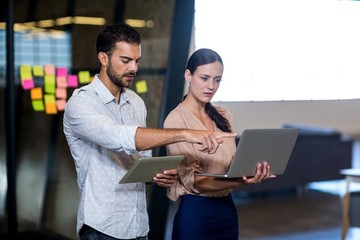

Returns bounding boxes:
[195,0,360,101]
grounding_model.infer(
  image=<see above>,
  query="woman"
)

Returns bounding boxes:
[164,48,274,240]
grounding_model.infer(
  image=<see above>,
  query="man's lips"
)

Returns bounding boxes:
[124,75,135,81]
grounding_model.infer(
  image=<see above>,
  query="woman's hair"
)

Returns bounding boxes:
[96,23,141,57]
[185,48,232,132]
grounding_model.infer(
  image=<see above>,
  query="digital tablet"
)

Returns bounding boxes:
[119,155,185,183]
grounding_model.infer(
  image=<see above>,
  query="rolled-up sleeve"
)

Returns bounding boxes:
[64,89,138,154]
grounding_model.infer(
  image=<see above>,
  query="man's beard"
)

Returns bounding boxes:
[107,61,134,88]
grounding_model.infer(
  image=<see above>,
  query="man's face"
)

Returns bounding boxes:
[106,41,141,88]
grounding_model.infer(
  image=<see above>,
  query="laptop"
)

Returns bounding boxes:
[196,128,299,178]
[119,155,185,183]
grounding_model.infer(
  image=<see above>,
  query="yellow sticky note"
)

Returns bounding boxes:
[78,71,91,84]
[44,75,56,94]
[20,65,32,80]
[136,80,148,94]
[30,87,43,100]
[33,65,44,77]
[44,94,56,103]
[32,100,44,111]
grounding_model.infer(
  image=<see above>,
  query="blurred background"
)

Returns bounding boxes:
[1,0,360,239]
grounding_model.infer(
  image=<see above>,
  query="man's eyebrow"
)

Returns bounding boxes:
[120,56,142,61]
[120,56,132,60]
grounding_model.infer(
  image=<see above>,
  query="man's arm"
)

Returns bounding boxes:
[134,127,236,154]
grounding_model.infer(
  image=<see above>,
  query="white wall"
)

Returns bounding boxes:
[215,99,360,139]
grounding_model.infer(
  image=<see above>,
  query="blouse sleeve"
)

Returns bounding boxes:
[164,110,204,201]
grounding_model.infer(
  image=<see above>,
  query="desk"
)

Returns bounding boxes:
[340,168,360,240]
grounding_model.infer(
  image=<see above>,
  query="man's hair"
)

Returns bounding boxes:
[96,23,141,56]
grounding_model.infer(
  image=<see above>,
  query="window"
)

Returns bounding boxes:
[0,30,71,83]
[195,0,360,101]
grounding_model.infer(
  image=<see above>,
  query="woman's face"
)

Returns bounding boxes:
[186,61,223,103]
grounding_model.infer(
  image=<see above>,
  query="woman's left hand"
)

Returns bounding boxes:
[242,161,276,184]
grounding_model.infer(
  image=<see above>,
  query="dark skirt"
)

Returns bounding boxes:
[172,194,239,240]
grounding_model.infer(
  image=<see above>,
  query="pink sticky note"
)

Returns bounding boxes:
[56,99,67,111]
[67,74,79,87]
[56,76,68,88]
[56,67,68,77]
[56,87,67,99]
[44,64,55,75]
[22,79,35,90]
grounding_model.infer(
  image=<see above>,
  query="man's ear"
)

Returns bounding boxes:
[98,52,108,66]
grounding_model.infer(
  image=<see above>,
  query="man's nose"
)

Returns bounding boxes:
[129,62,138,72]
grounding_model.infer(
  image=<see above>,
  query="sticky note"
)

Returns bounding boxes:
[44,94,57,114]
[45,102,57,114]
[33,65,44,77]
[44,64,55,75]
[32,100,44,111]
[30,87,43,100]
[56,87,67,99]
[136,80,148,94]
[56,76,68,88]
[44,94,56,103]
[21,79,34,90]
[67,74,78,87]
[78,71,91,84]
[44,75,56,94]
[56,67,68,77]
[20,65,32,80]
[56,99,67,111]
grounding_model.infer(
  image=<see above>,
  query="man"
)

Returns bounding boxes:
[63,23,235,240]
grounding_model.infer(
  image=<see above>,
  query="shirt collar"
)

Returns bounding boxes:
[92,74,129,105]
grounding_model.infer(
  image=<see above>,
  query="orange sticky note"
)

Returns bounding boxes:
[30,87,43,100]
[45,102,57,114]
